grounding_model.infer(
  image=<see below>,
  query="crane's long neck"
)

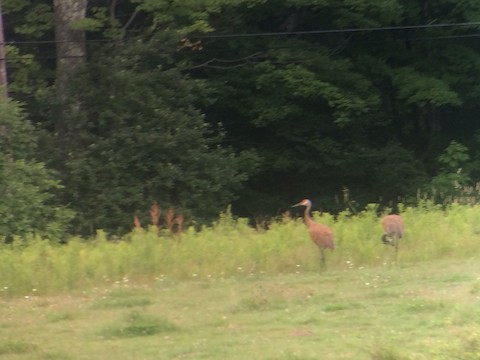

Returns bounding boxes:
[303,203,315,227]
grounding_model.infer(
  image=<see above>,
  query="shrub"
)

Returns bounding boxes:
[0,100,73,240]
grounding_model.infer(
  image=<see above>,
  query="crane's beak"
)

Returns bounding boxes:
[291,202,302,208]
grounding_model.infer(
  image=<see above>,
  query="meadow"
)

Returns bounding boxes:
[1,202,480,359]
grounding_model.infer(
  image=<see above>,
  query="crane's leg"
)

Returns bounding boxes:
[394,235,399,262]
[320,248,326,270]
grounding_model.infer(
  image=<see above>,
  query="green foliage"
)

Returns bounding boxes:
[4,46,46,97]
[2,1,55,110]
[184,0,480,216]
[438,141,470,169]
[430,141,471,197]
[83,0,244,39]
[94,297,152,309]
[369,344,410,360]
[371,142,427,200]
[0,339,37,355]
[439,329,480,360]
[251,55,378,127]
[5,0,480,226]
[53,34,250,233]
[2,0,30,13]
[6,240,480,359]
[0,160,70,238]
[1,202,480,298]
[101,311,177,338]
[70,18,104,32]
[0,100,73,239]
[393,67,462,107]
[92,288,153,309]
[12,3,53,37]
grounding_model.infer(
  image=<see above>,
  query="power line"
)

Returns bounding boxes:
[1,39,114,45]
[200,22,480,39]
[0,23,479,62]
[405,32,480,41]
[2,31,480,62]
[0,21,479,46]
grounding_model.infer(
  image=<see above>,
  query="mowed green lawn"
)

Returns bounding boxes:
[1,257,480,360]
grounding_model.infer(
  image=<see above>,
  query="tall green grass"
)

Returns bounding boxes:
[1,202,480,298]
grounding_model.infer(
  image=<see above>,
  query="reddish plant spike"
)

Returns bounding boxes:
[166,208,175,233]
[133,215,142,229]
[149,201,160,227]
[176,214,184,233]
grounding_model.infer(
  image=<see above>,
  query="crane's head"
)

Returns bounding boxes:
[292,199,311,208]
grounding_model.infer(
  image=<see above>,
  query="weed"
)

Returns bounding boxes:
[93,297,152,309]
[439,328,480,360]
[322,302,363,312]
[369,344,410,360]
[0,339,37,355]
[470,280,480,295]
[92,288,153,309]
[403,300,447,313]
[449,305,480,326]
[235,292,286,312]
[41,352,73,360]
[150,201,160,228]
[441,274,473,283]
[2,258,480,359]
[276,351,318,360]
[46,311,76,322]
[2,203,480,298]
[101,311,177,338]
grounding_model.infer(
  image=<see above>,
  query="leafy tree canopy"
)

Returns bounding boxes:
[0,101,73,239]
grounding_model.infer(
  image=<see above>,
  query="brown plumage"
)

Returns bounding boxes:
[292,199,334,265]
[381,214,404,253]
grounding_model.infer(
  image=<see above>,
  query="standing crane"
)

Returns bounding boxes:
[292,199,334,267]
[381,214,404,256]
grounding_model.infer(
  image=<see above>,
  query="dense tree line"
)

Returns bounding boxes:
[1,0,480,236]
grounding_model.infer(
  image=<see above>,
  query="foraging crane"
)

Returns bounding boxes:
[381,214,404,255]
[292,199,334,266]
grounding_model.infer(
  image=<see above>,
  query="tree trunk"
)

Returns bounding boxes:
[53,0,87,144]
[0,1,8,100]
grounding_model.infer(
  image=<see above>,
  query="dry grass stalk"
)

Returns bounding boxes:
[133,215,142,229]
[166,208,175,233]
[150,201,161,228]
[176,214,184,234]
[282,210,291,223]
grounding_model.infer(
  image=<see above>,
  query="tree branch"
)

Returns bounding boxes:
[188,52,263,70]
[122,9,139,32]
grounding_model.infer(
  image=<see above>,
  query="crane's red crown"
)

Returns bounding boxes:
[292,199,312,207]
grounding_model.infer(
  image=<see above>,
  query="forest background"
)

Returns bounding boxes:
[2,0,480,238]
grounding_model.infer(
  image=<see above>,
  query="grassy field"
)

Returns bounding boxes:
[2,258,480,359]
[2,202,480,359]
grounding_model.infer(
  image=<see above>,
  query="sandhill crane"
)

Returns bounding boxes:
[292,199,334,267]
[381,214,404,255]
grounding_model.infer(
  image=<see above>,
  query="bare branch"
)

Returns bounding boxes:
[188,52,264,70]
[109,0,117,23]
[122,9,139,32]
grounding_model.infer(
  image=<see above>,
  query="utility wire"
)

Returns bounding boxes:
[3,31,480,62]
[200,21,480,39]
[1,23,480,62]
[1,21,480,45]
[1,39,114,45]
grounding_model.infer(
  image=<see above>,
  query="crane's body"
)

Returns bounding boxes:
[381,214,403,255]
[292,199,334,266]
